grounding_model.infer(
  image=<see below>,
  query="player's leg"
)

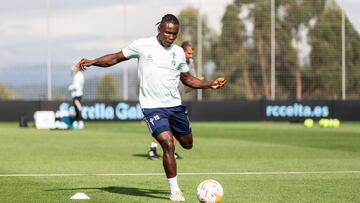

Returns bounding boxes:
[176,133,193,149]
[150,136,183,159]
[155,131,184,201]
[172,136,183,159]
[73,96,84,129]
[155,131,177,178]
[71,98,78,128]
[142,108,185,201]
[147,138,160,160]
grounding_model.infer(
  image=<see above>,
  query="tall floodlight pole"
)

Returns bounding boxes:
[197,0,203,101]
[270,0,276,100]
[123,66,128,101]
[46,0,52,100]
[341,0,346,100]
[122,5,128,101]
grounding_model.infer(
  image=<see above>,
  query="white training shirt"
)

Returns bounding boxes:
[122,37,189,108]
[68,71,84,98]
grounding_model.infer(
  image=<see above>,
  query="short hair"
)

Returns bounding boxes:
[156,14,180,26]
[181,41,193,50]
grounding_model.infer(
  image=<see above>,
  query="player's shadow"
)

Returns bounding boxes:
[47,186,168,200]
[132,153,162,159]
[132,153,149,158]
[102,186,168,200]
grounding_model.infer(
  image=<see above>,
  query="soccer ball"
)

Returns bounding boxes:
[196,179,223,203]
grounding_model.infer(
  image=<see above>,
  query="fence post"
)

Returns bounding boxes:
[270,0,276,100]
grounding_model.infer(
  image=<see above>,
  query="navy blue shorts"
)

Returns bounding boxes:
[142,105,192,138]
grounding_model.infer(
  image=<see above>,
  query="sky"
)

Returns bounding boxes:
[0,0,359,86]
[0,0,232,67]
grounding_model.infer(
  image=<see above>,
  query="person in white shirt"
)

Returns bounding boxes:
[77,14,226,202]
[181,40,197,75]
[180,40,201,93]
[68,65,84,129]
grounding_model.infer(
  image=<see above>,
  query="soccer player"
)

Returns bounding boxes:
[180,40,203,93]
[77,14,226,202]
[68,65,84,129]
[147,40,198,160]
[181,40,196,75]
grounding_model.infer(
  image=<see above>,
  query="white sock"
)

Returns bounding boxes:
[150,142,158,149]
[167,176,181,194]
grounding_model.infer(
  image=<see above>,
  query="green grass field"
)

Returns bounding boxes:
[0,121,360,202]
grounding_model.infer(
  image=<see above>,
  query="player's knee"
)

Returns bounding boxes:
[184,143,192,150]
[178,134,193,149]
[161,139,175,152]
[182,141,193,150]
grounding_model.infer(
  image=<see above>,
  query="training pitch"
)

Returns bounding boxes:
[0,121,360,202]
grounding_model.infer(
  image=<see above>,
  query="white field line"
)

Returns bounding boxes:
[0,171,360,177]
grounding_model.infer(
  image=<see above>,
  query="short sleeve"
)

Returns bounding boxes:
[179,62,190,73]
[122,40,140,59]
[178,50,190,73]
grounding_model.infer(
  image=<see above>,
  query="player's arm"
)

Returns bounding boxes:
[78,51,128,70]
[180,72,226,89]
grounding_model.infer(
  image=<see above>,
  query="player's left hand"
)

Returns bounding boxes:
[211,77,226,89]
[72,63,81,72]
[77,58,94,71]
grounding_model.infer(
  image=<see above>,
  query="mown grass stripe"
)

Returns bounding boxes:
[1,171,360,177]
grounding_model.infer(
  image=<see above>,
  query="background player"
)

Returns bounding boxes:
[68,65,84,129]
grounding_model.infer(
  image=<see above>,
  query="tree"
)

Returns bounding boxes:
[96,74,118,100]
[344,15,360,99]
[235,0,272,99]
[212,3,255,99]
[179,0,360,100]
[0,83,14,100]
[309,2,360,99]
[234,0,328,100]
[277,0,326,100]
[177,6,217,65]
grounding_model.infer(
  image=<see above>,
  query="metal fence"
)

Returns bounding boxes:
[0,0,359,101]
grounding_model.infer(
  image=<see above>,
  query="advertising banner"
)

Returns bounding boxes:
[264,101,332,121]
